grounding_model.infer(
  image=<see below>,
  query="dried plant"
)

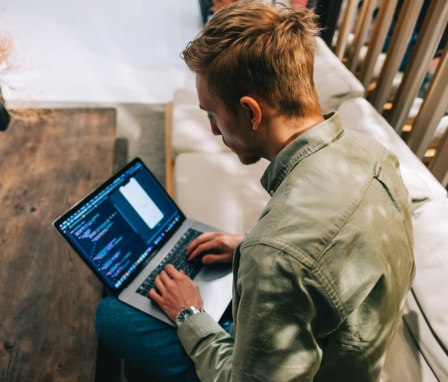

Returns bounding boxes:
[0,33,11,105]
[0,32,47,123]
[0,33,13,74]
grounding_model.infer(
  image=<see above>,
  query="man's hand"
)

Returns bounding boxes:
[149,264,203,322]
[186,232,243,264]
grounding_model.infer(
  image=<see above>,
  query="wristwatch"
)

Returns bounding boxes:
[175,306,206,328]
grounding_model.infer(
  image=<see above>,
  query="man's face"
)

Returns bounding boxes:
[196,74,263,165]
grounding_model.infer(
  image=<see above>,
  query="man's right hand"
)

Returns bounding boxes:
[186,232,243,265]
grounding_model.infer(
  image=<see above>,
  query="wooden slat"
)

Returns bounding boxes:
[0,108,116,381]
[369,0,424,112]
[335,0,359,59]
[429,126,448,188]
[407,48,448,159]
[387,0,448,133]
[347,0,377,72]
[358,0,398,88]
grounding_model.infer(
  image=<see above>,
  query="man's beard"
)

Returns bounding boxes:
[237,151,261,165]
[223,137,261,165]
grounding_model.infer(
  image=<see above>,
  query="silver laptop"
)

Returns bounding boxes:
[53,157,232,326]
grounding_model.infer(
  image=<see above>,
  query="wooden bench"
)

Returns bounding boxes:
[0,108,116,381]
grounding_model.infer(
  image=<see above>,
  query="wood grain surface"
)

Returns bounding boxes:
[0,108,116,381]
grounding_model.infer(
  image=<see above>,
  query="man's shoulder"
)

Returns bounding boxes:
[247,129,408,260]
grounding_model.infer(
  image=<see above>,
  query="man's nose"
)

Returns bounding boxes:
[210,121,221,136]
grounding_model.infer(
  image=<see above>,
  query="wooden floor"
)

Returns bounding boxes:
[0,108,116,381]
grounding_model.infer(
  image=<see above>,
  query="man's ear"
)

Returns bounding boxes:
[240,96,262,131]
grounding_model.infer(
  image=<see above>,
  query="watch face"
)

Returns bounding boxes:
[179,309,191,321]
[176,308,193,327]
[176,307,204,327]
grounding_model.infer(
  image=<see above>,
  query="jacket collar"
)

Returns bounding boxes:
[261,112,344,195]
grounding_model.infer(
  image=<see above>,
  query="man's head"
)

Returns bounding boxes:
[182,0,321,119]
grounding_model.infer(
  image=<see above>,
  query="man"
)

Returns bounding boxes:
[96,1,415,380]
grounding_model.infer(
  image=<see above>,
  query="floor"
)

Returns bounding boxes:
[0,0,202,105]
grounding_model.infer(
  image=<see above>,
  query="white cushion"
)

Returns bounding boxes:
[409,200,448,378]
[172,87,198,107]
[381,317,438,382]
[314,37,365,112]
[171,102,230,157]
[338,97,447,202]
[174,152,270,235]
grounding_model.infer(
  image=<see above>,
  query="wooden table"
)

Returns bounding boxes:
[0,108,116,381]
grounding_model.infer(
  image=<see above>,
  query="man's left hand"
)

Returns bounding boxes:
[149,264,204,322]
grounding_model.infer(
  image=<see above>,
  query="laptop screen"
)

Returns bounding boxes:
[54,158,185,293]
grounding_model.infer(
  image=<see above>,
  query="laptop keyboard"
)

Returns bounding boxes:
[136,228,203,297]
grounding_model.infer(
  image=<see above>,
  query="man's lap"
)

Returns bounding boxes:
[95,296,199,382]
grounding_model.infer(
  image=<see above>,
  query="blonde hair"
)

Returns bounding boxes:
[182,0,321,117]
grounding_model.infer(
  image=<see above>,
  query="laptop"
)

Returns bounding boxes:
[53,157,233,326]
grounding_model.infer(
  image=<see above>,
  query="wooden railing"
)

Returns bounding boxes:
[331,0,448,187]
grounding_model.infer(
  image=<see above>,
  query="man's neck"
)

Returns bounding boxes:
[263,114,325,161]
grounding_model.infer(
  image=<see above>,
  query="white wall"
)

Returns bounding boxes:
[0,0,201,103]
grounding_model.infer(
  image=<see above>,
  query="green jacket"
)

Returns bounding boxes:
[178,113,415,381]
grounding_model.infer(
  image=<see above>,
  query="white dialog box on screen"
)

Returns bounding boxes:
[119,177,164,229]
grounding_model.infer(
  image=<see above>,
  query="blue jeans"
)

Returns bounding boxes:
[96,296,199,381]
[95,296,232,381]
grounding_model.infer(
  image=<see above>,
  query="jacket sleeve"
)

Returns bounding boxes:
[177,311,235,381]
[177,244,339,381]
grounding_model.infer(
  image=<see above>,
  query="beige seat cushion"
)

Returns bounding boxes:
[381,317,438,382]
[171,88,229,158]
[406,200,448,381]
[174,152,269,235]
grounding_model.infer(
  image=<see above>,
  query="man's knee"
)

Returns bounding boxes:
[94,296,199,381]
